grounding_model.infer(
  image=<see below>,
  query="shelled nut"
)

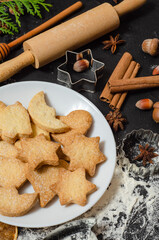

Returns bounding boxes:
[73,59,90,72]
[135,99,153,110]
[152,102,159,123]
[142,38,159,56]
[152,65,159,76]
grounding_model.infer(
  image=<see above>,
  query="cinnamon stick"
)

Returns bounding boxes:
[109,75,159,93]
[109,61,137,109]
[100,52,132,103]
[116,63,140,109]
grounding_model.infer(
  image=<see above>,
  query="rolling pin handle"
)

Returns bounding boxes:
[0,50,34,83]
[114,0,147,17]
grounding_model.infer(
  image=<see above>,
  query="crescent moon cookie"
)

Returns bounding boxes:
[0,187,38,217]
[50,168,97,206]
[28,91,70,133]
[52,110,93,146]
[63,134,106,177]
[0,101,32,143]
[17,134,61,170]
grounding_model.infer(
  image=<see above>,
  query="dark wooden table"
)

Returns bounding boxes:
[1,0,159,239]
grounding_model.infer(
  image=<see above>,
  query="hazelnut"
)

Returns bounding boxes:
[152,102,159,123]
[152,65,159,76]
[135,99,153,110]
[73,59,89,73]
[9,6,21,15]
[142,38,159,56]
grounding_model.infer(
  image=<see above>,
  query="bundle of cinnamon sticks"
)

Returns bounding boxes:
[100,52,140,110]
[100,51,159,109]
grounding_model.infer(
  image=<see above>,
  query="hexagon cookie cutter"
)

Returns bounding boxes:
[57,49,105,93]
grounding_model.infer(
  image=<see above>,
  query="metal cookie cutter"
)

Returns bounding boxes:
[57,49,105,93]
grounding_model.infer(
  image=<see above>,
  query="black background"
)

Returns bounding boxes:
[1,0,159,145]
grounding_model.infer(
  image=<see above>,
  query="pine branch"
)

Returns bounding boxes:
[0,17,18,35]
[3,1,22,26]
[0,4,18,34]
[0,0,52,35]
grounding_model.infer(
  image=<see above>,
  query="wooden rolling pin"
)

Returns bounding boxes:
[0,1,83,61]
[0,0,146,82]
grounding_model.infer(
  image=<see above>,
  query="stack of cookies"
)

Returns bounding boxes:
[0,91,106,217]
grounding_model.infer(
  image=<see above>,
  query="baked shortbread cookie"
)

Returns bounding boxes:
[52,129,81,147]
[26,160,69,207]
[0,101,32,143]
[14,140,22,150]
[58,110,92,134]
[17,134,60,170]
[0,187,38,217]
[52,110,93,146]
[50,168,96,206]
[63,134,106,176]
[31,122,50,140]
[56,146,70,161]
[28,91,69,133]
[0,141,18,158]
[0,101,6,113]
[0,156,27,188]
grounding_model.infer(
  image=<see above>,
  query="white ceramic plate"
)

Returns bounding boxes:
[0,81,116,228]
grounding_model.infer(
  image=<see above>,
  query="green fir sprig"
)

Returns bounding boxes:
[0,0,52,35]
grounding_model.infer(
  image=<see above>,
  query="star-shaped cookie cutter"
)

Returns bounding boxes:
[57,49,105,93]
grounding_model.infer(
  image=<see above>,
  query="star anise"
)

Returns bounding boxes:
[134,144,158,166]
[102,34,125,54]
[106,109,127,132]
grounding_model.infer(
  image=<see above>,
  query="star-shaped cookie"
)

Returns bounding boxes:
[63,134,106,176]
[26,160,69,207]
[50,168,96,206]
[18,134,60,170]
